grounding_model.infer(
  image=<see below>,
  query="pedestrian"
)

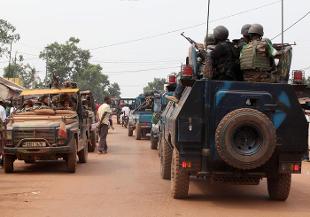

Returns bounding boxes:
[240,23,280,82]
[0,98,7,166]
[97,96,112,154]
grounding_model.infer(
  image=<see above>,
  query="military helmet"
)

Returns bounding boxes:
[213,25,229,41]
[204,34,216,46]
[248,23,264,36]
[241,24,251,36]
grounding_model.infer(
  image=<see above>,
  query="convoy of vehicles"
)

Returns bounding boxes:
[0,23,308,206]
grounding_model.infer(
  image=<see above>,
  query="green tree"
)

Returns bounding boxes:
[39,37,90,83]
[76,64,110,102]
[108,82,121,98]
[0,19,20,57]
[3,56,40,88]
[143,78,166,94]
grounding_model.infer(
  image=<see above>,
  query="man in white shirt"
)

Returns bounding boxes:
[0,99,6,123]
[97,96,112,154]
[0,99,6,166]
[120,105,130,121]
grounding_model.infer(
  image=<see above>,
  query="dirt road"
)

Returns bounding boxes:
[1,124,310,217]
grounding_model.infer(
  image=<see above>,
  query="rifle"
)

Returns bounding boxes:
[273,42,296,50]
[181,32,201,50]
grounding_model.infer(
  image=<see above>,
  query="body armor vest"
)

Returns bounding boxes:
[240,40,272,71]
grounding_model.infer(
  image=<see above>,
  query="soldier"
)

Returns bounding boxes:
[233,24,251,52]
[240,23,280,82]
[210,25,242,81]
[203,34,216,79]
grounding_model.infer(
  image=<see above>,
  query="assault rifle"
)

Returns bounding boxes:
[181,32,203,50]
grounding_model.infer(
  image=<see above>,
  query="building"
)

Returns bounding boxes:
[0,76,24,100]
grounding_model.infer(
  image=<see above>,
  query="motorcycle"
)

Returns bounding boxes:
[121,113,129,128]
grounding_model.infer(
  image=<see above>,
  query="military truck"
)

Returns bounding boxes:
[3,88,91,173]
[80,90,98,152]
[128,94,153,140]
[159,43,308,201]
[150,75,177,150]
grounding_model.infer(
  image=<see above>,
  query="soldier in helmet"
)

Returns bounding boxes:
[203,34,216,79]
[240,23,280,82]
[234,24,251,52]
[210,25,242,81]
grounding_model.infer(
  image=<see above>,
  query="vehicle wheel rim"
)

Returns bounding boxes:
[232,125,263,156]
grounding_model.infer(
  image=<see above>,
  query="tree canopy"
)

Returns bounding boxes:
[0,19,20,57]
[3,55,43,88]
[143,78,166,94]
[39,37,121,102]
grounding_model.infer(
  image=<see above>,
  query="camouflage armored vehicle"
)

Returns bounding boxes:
[3,88,91,173]
[159,43,308,201]
[80,90,98,152]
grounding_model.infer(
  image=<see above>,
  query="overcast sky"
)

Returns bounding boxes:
[0,0,309,97]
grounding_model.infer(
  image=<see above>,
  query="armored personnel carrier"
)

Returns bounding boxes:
[159,43,308,201]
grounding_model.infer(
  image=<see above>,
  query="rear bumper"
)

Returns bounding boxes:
[179,150,304,175]
[4,145,73,156]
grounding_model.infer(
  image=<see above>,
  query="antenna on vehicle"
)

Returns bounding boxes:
[206,0,211,36]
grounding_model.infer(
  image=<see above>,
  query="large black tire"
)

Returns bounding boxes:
[66,140,77,173]
[216,108,276,170]
[150,136,158,150]
[128,126,133,137]
[78,143,88,163]
[89,131,97,152]
[171,149,190,199]
[160,138,172,179]
[267,173,291,201]
[135,125,142,140]
[4,155,14,173]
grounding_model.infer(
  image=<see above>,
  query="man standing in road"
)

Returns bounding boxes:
[97,96,112,154]
[0,98,7,166]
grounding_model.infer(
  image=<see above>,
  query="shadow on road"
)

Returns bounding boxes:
[183,178,310,213]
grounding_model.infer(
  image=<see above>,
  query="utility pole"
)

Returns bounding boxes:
[206,0,211,36]
[281,0,284,44]
[45,54,49,87]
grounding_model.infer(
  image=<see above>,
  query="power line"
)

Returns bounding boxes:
[272,10,310,40]
[105,66,179,74]
[91,59,182,64]
[90,0,280,50]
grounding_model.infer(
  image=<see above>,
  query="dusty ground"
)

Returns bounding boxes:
[1,123,310,217]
